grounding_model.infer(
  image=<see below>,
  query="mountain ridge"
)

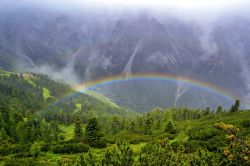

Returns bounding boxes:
[0,9,250,109]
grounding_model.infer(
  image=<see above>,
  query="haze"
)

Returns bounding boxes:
[1,0,250,11]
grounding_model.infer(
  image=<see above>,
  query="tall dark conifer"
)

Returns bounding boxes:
[230,100,240,113]
[74,118,83,140]
[85,118,101,146]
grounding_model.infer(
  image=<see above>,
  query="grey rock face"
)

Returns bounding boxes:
[0,9,249,111]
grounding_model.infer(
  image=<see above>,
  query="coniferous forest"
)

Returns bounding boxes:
[1,1,250,165]
[0,70,249,166]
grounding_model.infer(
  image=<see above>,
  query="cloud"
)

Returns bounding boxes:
[1,0,250,11]
[19,63,80,85]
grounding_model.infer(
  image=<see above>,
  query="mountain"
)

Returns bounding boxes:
[0,69,132,122]
[0,8,250,111]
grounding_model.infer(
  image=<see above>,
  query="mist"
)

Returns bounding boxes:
[1,0,250,106]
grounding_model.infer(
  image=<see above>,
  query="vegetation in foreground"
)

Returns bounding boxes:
[0,70,249,165]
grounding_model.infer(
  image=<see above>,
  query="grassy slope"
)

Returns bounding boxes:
[23,73,36,87]
[0,70,52,101]
[59,125,75,141]
[0,69,12,76]
[84,90,119,108]
[43,88,51,100]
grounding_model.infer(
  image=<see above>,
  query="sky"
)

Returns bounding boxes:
[82,0,249,9]
[1,0,250,11]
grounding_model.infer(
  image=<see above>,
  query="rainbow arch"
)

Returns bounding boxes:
[73,72,239,102]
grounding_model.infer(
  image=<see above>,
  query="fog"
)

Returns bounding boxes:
[1,0,250,24]
[1,0,250,13]
[1,0,250,106]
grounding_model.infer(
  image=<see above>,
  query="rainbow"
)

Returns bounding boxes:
[73,72,239,101]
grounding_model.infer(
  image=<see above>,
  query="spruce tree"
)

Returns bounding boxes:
[74,118,83,140]
[85,118,101,146]
[165,121,176,134]
[144,117,153,135]
[230,100,240,113]
[216,106,223,114]
[111,116,120,134]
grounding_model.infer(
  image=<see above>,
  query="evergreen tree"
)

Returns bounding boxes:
[0,127,8,140]
[117,140,133,166]
[216,106,223,114]
[111,116,120,134]
[230,100,240,113]
[74,118,83,140]
[144,117,153,135]
[85,118,102,146]
[102,140,133,166]
[203,107,211,116]
[130,121,136,131]
[165,121,176,134]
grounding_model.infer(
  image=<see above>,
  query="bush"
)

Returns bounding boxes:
[0,144,30,156]
[206,135,227,152]
[13,152,33,159]
[40,143,51,152]
[188,127,223,141]
[94,138,107,148]
[52,143,89,154]
[4,158,38,166]
[184,140,201,153]
[242,120,250,128]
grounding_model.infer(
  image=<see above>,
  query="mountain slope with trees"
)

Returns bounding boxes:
[0,69,249,165]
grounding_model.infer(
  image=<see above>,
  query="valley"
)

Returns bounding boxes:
[0,70,249,165]
[0,1,250,165]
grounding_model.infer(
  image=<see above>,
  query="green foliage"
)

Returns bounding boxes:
[230,100,240,113]
[52,143,89,154]
[74,118,83,140]
[216,106,223,114]
[0,69,249,165]
[85,118,103,147]
[81,150,100,166]
[139,139,182,165]
[165,121,177,134]
[43,87,51,101]
[242,119,250,128]
[139,139,222,166]
[102,140,133,166]
[143,116,153,135]
[0,144,30,156]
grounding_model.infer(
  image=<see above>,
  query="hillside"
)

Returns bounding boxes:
[0,69,249,165]
[1,1,250,165]
[0,70,131,120]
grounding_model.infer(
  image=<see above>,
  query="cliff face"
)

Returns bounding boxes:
[0,9,249,110]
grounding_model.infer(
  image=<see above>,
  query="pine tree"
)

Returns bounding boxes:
[216,106,223,114]
[85,118,101,146]
[144,117,153,135]
[102,140,133,166]
[130,121,136,131]
[74,118,83,140]
[230,100,240,113]
[117,140,134,166]
[165,121,176,134]
[203,107,211,116]
[111,116,121,134]
[0,127,8,140]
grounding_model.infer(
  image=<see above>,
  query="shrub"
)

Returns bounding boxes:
[242,120,250,128]
[0,144,30,156]
[52,143,89,154]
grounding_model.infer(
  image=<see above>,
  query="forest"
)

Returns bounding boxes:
[0,70,249,166]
